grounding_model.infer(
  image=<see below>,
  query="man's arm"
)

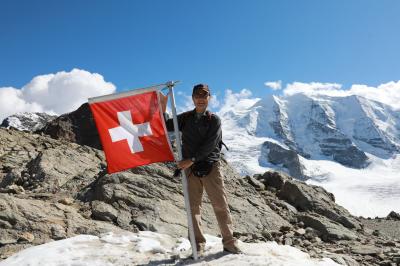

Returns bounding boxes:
[160,92,183,131]
[193,116,222,162]
[160,92,191,169]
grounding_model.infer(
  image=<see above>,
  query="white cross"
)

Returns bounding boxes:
[108,110,153,153]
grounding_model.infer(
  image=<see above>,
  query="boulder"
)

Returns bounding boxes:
[278,179,361,230]
[261,171,292,191]
[298,214,358,241]
[387,211,400,221]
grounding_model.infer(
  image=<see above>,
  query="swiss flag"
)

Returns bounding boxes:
[89,89,174,173]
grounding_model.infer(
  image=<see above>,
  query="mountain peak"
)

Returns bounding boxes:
[0,112,57,132]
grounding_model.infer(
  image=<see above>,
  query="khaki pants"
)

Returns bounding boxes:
[186,161,236,248]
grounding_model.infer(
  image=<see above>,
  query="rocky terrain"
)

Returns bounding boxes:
[1,107,400,265]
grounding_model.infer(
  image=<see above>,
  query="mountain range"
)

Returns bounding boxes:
[218,93,400,177]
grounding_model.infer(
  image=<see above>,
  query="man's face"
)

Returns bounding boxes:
[192,92,210,111]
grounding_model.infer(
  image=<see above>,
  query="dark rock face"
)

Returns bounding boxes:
[387,211,400,221]
[319,139,369,168]
[261,141,308,180]
[39,103,102,150]
[1,112,57,132]
[307,101,370,169]
[353,113,400,155]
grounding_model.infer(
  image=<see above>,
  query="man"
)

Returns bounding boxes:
[160,83,242,257]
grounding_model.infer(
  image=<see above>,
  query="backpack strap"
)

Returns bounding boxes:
[220,140,229,151]
[205,110,213,121]
[205,111,229,151]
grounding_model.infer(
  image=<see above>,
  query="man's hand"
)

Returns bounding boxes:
[177,159,194,170]
[160,92,168,113]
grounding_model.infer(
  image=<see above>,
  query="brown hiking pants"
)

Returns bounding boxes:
[186,161,236,248]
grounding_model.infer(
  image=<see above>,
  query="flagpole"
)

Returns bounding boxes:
[166,81,198,260]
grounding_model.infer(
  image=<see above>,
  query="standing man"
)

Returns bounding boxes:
[160,84,242,256]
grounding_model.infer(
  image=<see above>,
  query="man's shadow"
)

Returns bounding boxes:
[137,250,229,266]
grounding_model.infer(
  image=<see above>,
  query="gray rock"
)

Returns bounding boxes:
[299,214,358,241]
[18,232,34,243]
[387,211,400,221]
[0,184,25,194]
[262,171,291,190]
[350,244,382,255]
[246,176,265,191]
[284,237,293,245]
[295,228,306,235]
[324,253,360,266]
[91,201,118,223]
[278,179,361,230]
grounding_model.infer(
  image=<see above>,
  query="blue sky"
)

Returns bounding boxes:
[1,0,400,109]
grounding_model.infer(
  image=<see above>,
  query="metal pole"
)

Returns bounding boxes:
[167,81,198,260]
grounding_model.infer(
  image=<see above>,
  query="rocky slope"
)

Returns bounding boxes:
[0,126,400,265]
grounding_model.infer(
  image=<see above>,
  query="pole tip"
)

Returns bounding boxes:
[166,81,180,88]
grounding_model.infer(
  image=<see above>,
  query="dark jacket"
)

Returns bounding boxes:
[164,109,222,163]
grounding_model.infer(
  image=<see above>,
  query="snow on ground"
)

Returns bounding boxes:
[303,154,400,218]
[0,231,339,266]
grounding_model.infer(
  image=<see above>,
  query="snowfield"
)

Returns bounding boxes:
[0,231,339,266]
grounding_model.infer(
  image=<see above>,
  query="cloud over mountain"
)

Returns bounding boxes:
[0,69,116,121]
[282,81,400,110]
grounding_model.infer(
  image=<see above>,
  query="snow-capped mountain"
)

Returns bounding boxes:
[220,93,400,176]
[219,92,400,217]
[0,112,57,132]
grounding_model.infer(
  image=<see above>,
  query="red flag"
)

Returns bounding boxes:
[89,88,174,173]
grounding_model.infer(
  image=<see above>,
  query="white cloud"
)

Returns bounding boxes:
[181,94,194,113]
[348,81,400,110]
[282,80,400,110]
[209,94,221,110]
[219,89,259,114]
[0,87,45,118]
[283,82,343,96]
[264,80,282,90]
[0,69,116,121]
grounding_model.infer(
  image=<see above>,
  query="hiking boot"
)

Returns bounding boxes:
[195,243,205,257]
[223,242,243,254]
